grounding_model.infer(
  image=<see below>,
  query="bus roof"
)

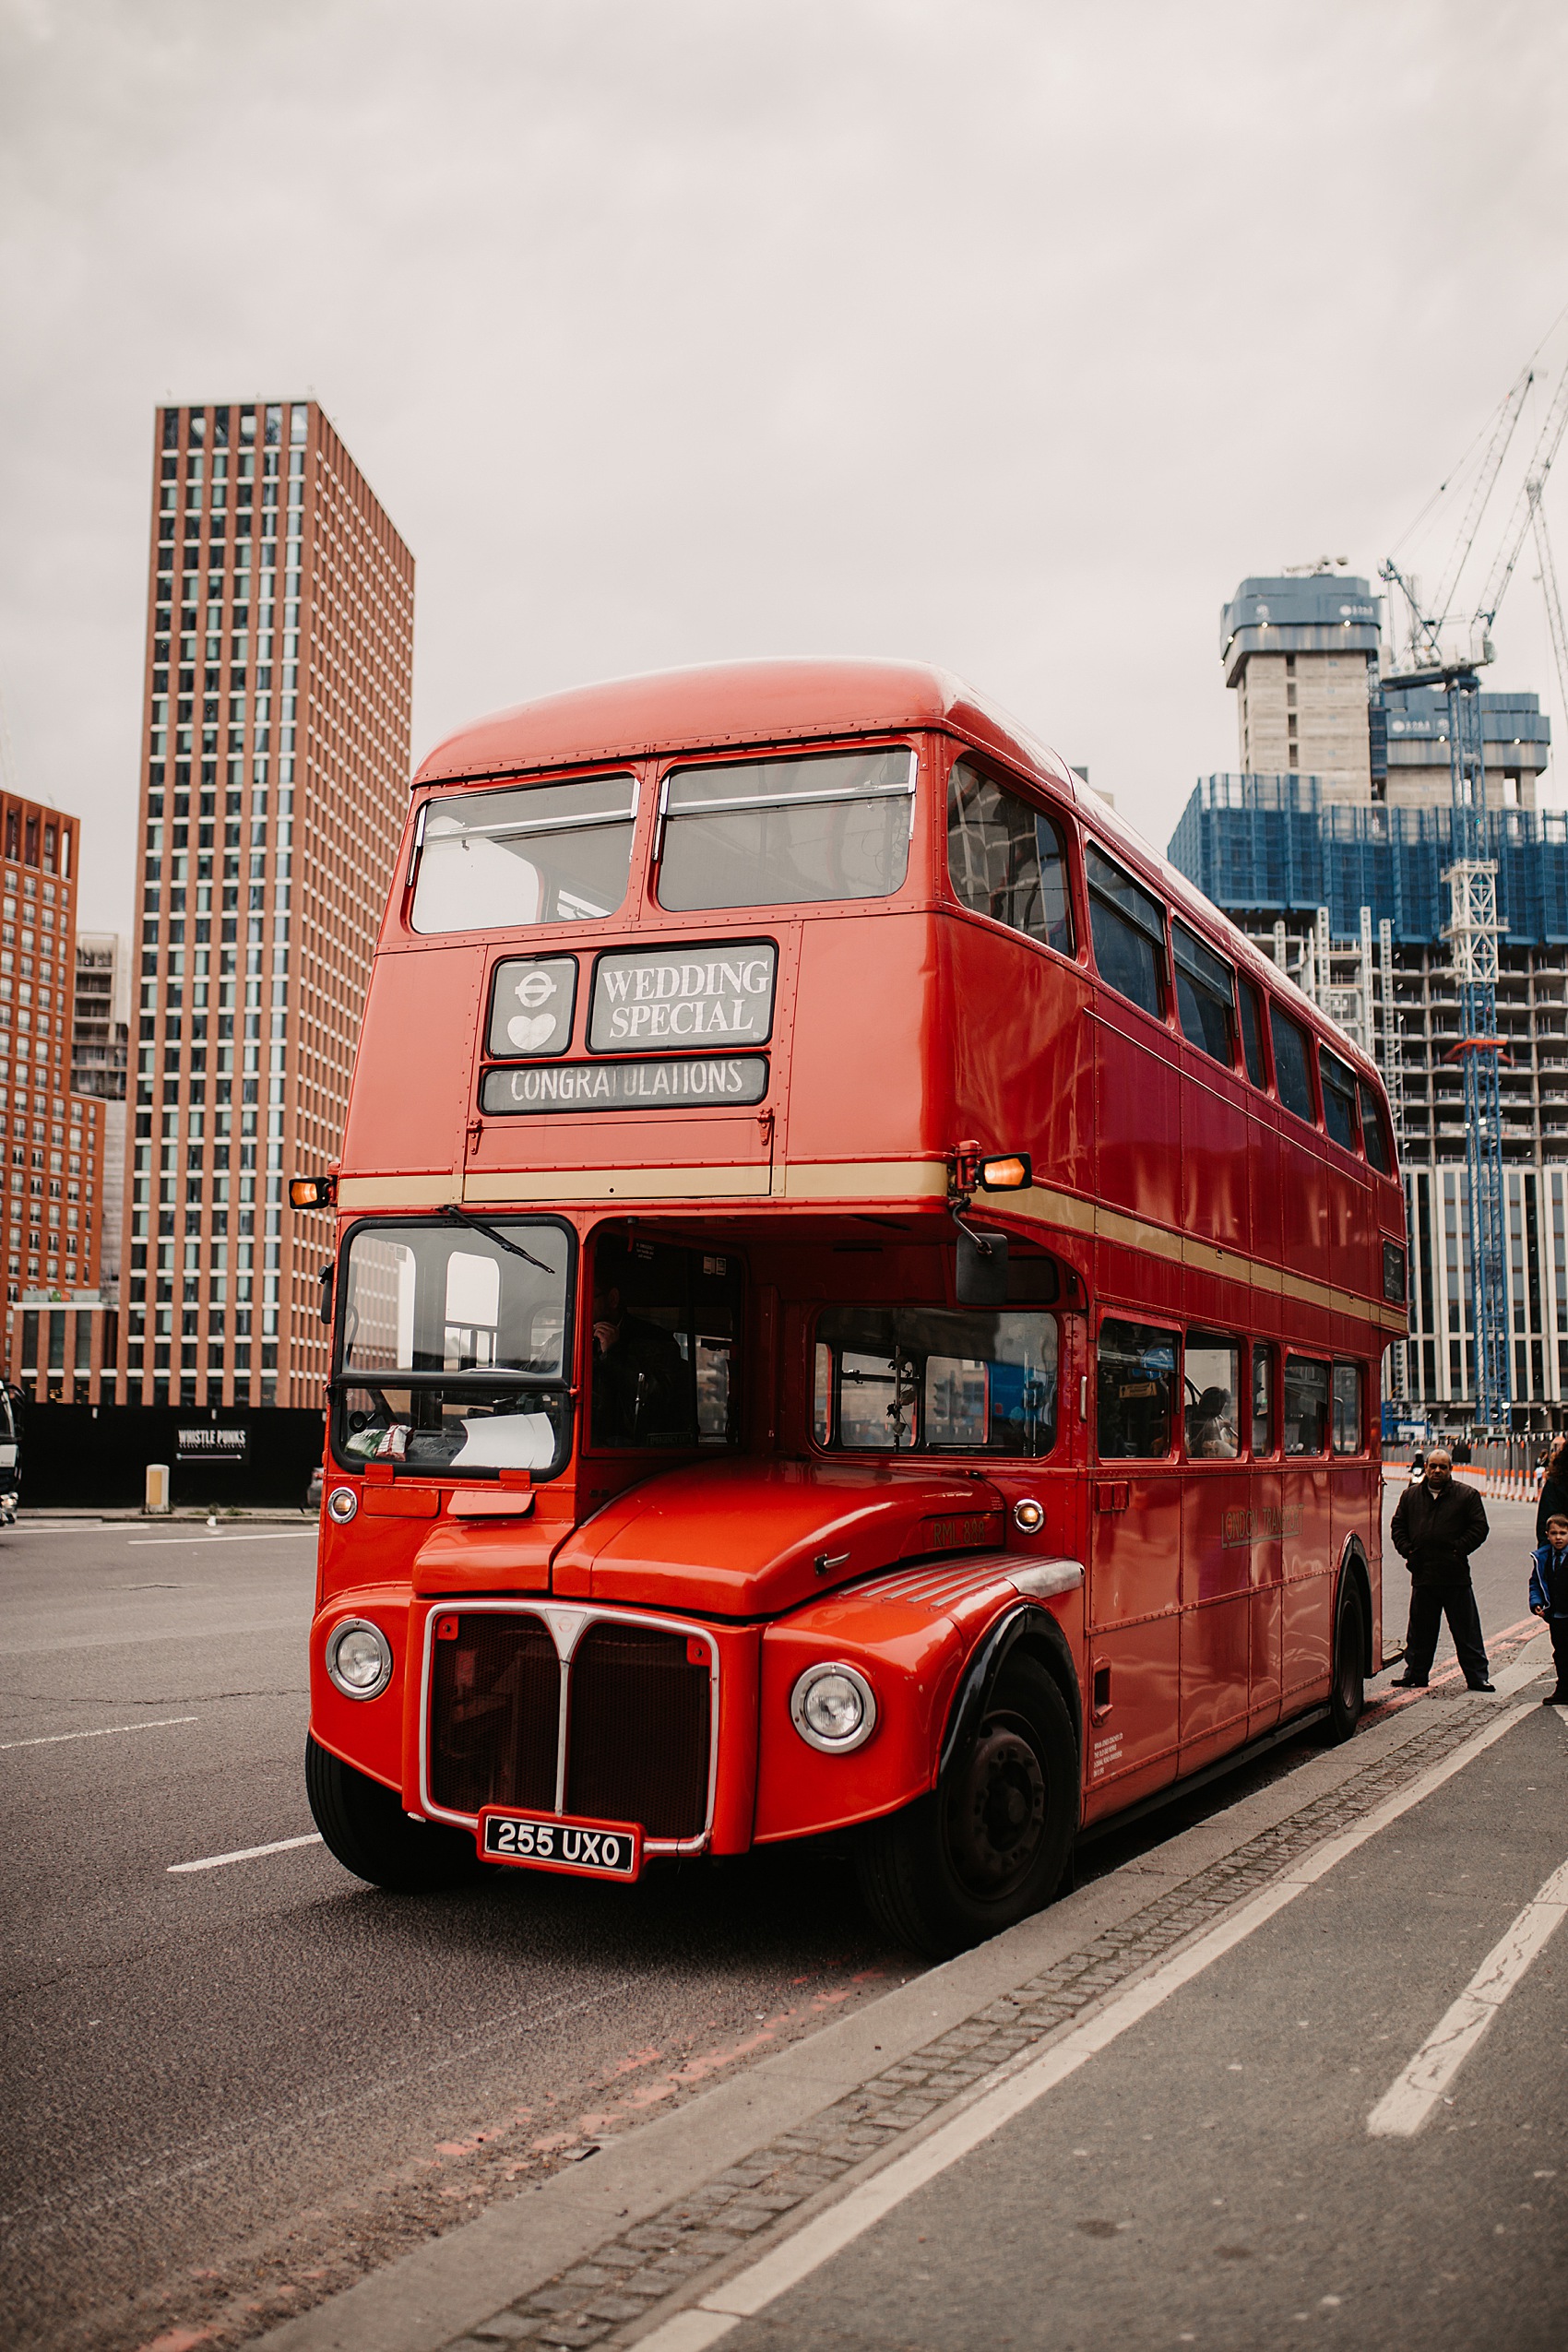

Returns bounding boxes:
[412,657,1081,793]
[410,656,1386,1098]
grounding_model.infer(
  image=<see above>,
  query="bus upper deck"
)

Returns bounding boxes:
[341,658,1404,1316]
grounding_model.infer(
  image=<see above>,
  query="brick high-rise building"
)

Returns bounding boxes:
[0,793,113,1398]
[122,398,413,1409]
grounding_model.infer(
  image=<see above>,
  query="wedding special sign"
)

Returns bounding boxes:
[480,941,778,1115]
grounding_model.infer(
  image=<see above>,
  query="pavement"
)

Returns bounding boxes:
[2,1488,1564,2352]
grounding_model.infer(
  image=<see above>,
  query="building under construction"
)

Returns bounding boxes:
[1169,569,1564,1434]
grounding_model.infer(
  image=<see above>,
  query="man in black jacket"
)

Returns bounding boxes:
[1389,1448,1494,1691]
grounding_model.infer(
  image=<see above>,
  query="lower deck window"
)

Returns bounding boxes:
[1285,1356,1330,1455]
[1097,1319,1176,1458]
[814,1305,1057,1456]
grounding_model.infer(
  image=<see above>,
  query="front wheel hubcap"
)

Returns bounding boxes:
[945,1712,1046,1899]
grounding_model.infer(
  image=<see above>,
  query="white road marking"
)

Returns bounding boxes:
[127,1531,315,1548]
[635,1702,1534,2352]
[0,1716,197,1752]
[168,1832,324,1874]
[1367,1852,1568,2137]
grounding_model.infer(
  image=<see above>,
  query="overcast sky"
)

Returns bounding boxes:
[2,0,1566,933]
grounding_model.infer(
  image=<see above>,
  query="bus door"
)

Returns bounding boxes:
[1246,1340,1283,1734]
[1087,1316,1182,1802]
[1178,1331,1250,1765]
[1280,1353,1334,1705]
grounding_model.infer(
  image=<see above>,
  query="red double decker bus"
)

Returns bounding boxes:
[302,660,1407,1954]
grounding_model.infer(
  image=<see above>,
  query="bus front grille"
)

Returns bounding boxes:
[428,1613,559,1816]
[426,1611,712,1843]
[565,1622,711,1840]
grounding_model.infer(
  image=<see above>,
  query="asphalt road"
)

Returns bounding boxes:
[0,1484,1548,2352]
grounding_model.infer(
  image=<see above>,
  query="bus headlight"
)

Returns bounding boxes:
[327,1486,358,1524]
[790,1662,877,1753]
[325,1618,393,1700]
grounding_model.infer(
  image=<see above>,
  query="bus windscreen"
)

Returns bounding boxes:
[411,775,637,933]
[334,1218,575,1478]
[657,747,914,911]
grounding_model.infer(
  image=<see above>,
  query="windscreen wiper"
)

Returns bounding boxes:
[439,1203,556,1277]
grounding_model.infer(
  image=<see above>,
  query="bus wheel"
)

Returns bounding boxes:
[306,1735,481,1893]
[1323,1579,1366,1746]
[856,1656,1076,1958]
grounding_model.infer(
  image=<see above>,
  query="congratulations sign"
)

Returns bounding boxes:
[588,942,777,1051]
[481,1055,767,1115]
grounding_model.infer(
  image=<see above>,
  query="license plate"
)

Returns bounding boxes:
[479,1808,642,1880]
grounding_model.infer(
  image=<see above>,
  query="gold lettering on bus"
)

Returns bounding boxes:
[1220,1503,1306,1549]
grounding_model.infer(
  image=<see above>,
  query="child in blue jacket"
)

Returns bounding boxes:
[1528,1509,1568,1705]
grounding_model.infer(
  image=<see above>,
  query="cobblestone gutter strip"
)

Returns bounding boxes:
[439,1678,1542,2352]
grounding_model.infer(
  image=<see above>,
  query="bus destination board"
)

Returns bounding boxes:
[480,1054,767,1114]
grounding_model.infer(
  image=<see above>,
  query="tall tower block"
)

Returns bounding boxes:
[1220,573,1385,802]
[122,399,413,1410]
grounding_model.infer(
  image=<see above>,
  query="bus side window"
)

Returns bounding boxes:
[1332,1361,1362,1455]
[1269,1005,1316,1124]
[1172,923,1236,1068]
[1319,1045,1359,1153]
[1358,1081,1392,1174]
[1086,848,1167,1021]
[1283,1355,1330,1455]
[1183,1330,1240,1456]
[1238,977,1267,1090]
[1251,1341,1275,1455]
[1097,1318,1176,1458]
[946,760,1075,956]
[814,1342,832,1444]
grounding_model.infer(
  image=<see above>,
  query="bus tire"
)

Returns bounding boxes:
[1323,1577,1366,1746]
[306,1734,481,1893]
[856,1655,1076,1958]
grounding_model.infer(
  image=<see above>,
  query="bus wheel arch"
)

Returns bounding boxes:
[855,1605,1079,1958]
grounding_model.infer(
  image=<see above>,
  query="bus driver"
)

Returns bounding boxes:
[591,1274,687,1446]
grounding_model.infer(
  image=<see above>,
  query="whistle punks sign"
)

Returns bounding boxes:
[588,943,777,1051]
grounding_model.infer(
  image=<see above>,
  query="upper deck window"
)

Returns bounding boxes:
[1086,847,1166,1020]
[1269,1004,1316,1123]
[410,775,637,934]
[1319,1045,1359,1152]
[1172,922,1235,1067]
[1359,1080,1392,1174]
[656,747,913,912]
[1238,976,1267,1088]
[946,761,1074,955]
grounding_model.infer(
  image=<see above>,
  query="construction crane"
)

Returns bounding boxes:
[1380,347,1568,1434]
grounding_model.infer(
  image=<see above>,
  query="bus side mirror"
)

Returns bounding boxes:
[956,1227,1009,1308]
[319,1262,335,1327]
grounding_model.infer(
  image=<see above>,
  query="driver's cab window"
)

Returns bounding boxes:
[589,1233,742,1449]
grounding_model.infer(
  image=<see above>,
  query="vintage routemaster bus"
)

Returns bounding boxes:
[302,659,1408,1954]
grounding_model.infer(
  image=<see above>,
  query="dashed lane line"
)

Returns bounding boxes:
[168,1832,324,1874]
[1367,1847,1568,2137]
[0,1716,198,1752]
